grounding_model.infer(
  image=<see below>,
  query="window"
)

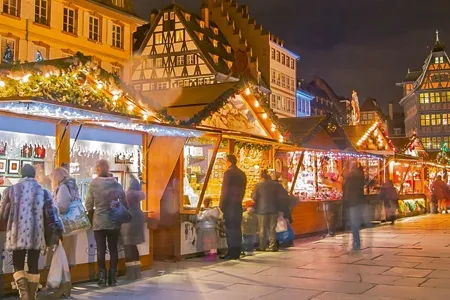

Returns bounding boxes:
[2,0,19,16]
[271,48,275,60]
[155,58,163,68]
[35,0,49,25]
[276,51,280,62]
[212,55,219,64]
[170,12,175,20]
[271,69,276,84]
[281,74,285,88]
[419,93,430,104]
[175,30,183,42]
[291,79,295,91]
[155,33,163,44]
[111,65,121,78]
[421,115,430,127]
[63,7,77,34]
[281,54,285,65]
[443,114,450,125]
[89,16,101,41]
[226,46,231,53]
[164,12,168,20]
[145,58,152,69]
[112,24,123,48]
[421,137,431,149]
[35,45,47,61]
[431,114,441,126]
[432,137,442,150]
[187,54,195,65]
[291,59,294,69]
[287,77,291,90]
[276,95,281,109]
[435,56,444,64]
[1,37,16,64]
[185,13,191,21]
[285,57,290,67]
[271,94,276,108]
[276,73,280,85]
[430,92,441,103]
[176,55,184,66]
[212,40,218,47]
[111,0,123,7]
[213,27,219,35]
[200,20,205,28]
[198,78,204,85]
[442,91,450,102]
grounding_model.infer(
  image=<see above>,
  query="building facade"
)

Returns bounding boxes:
[296,87,313,117]
[0,0,144,83]
[397,32,450,151]
[132,4,237,93]
[206,0,299,118]
[359,98,387,128]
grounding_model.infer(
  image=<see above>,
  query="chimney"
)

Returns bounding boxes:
[150,9,158,27]
[388,100,394,120]
[201,4,209,28]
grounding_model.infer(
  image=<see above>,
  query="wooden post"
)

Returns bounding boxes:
[290,151,305,195]
[228,139,235,155]
[55,122,70,168]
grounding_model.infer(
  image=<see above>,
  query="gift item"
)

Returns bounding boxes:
[47,245,71,289]
[109,200,131,225]
[61,200,91,236]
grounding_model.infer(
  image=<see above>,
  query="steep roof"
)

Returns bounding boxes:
[134,3,234,76]
[392,135,428,158]
[279,115,354,150]
[344,123,395,153]
[91,0,137,16]
[360,98,386,119]
[404,70,422,82]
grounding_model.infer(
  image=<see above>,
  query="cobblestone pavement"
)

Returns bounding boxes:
[9,214,450,299]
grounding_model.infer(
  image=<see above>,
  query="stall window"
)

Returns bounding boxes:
[182,136,220,212]
[69,126,143,202]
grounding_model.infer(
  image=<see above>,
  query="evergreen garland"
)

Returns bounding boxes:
[235,140,272,152]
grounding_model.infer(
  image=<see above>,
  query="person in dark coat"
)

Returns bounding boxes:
[219,154,247,260]
[379,180,399,224]
[343,161,365,251]
[432,175,448,214]
[252,170,286,252]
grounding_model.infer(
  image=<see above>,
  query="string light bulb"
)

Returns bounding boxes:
[45,73,50,78]
[245,87,251,95]
[254,100,259,108]
[22,74,31,83]
[142,113,148,121]
[97,82,103,90]
[0,80,5,88]
[112,94,119,101]
[128,104,134,111]
[262,113,267,119]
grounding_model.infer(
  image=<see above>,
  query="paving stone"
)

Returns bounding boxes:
[363,284,450,299]
[207,283,281,300]
[300,262,390,275]
[420,278,450,289]
[312,291,408,300]
[428,270,450,279]
[257,288,322,300]
[354,259,420,268]
[382,267,433,278]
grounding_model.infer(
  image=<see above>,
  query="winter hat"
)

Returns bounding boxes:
[21,164,36,178]
[129,177,141,191]
[245,200,255,209]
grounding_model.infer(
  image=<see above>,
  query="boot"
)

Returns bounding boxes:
[124,263,135,281]
[13,271,30,300]
[49,282,71,299]
[97,269,107,287]
[27,274,40,300]
[108,269,117,287]
[133,261,141,279]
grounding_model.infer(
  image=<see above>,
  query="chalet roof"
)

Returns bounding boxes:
[343,123,395,152]
[134,3,234,76]
[393,135,429,159]
[278,115,354,150]
[91,0,137,17]
[360,98,386,118]
[390,137,409,154]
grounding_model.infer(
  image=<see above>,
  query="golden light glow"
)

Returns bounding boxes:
[262,113,268,119]
[45,73,50,78]
[128,104,134,111]
[254,100,259,108]
[279,136,284,143]
[112,94,119,101]
[97,82,103,90]
[22,74,31,83]
[142,113,148,121]
[0,81,5,88]
[245,87,251,95]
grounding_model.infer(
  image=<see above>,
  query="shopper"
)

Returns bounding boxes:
[47,167,80,297]
[252,170,283,252]
[85,160,127,287]
[343,161,365,251]
[196,197,220,261]
[121,176,146,279]
[379,180,399,224]
[241,201,258,256]
[219,154,247,260]
[0,165,46,300]
[432,175,448,214]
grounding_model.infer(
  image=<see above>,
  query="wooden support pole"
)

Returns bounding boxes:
[55,122,70,168]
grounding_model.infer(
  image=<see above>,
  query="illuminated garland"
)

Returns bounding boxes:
[235,140,272,152]
[0,52,157,121]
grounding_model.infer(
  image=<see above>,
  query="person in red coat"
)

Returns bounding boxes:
[432,175,448,214]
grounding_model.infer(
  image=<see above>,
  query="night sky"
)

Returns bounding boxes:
[131,0,450,112]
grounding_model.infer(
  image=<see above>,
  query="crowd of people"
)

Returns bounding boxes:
[0,160,146,299]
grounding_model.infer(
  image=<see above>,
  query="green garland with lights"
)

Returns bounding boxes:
[235,140,272,152]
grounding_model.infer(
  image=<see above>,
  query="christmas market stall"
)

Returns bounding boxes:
[276,116,382,235]
[142,80,285,258]
[0,54,208,290]
[389,135,428,217]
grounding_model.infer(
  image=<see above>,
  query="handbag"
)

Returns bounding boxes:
[43,190,64,247]
[276,222,294,243]
[47,244,71,288]
[61,200,91,236]
[109,200,132,225]
[275,215,288,233]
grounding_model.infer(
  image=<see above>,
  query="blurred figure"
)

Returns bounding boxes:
[241,201,258,256]
[379,180,399,224]
[432,175,448,214]
[196,197,220,261]
[343,161,365,251]
[219,155,247,260]
[122,176,146,280]
[85,160,127,287]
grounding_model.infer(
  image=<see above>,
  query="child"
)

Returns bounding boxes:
[241,201,258,256]
[196,197,220,261]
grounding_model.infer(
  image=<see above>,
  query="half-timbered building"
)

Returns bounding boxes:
[397,31,450,152]
[132,3,238,92]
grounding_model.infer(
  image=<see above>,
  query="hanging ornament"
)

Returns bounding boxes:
[2,43,13,64]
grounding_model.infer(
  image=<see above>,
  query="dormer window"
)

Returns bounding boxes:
[200,20,205,28]
[164,12,168,20]
[111,0,124,7]
[212,40,218,47]
[435,56,444,64]
[227,61,233,68]
[197,32,204,40]
[185,13,191,21]
[170,12,175,20]
[213,27,219,35]
[212,55,219,64]
[226,46,231,53]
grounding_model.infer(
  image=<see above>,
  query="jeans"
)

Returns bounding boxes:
[13,250,40,274]
[94,229,120,270]
[242,234,256,253]
[348,205,363,249]
[257,213,278,250]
